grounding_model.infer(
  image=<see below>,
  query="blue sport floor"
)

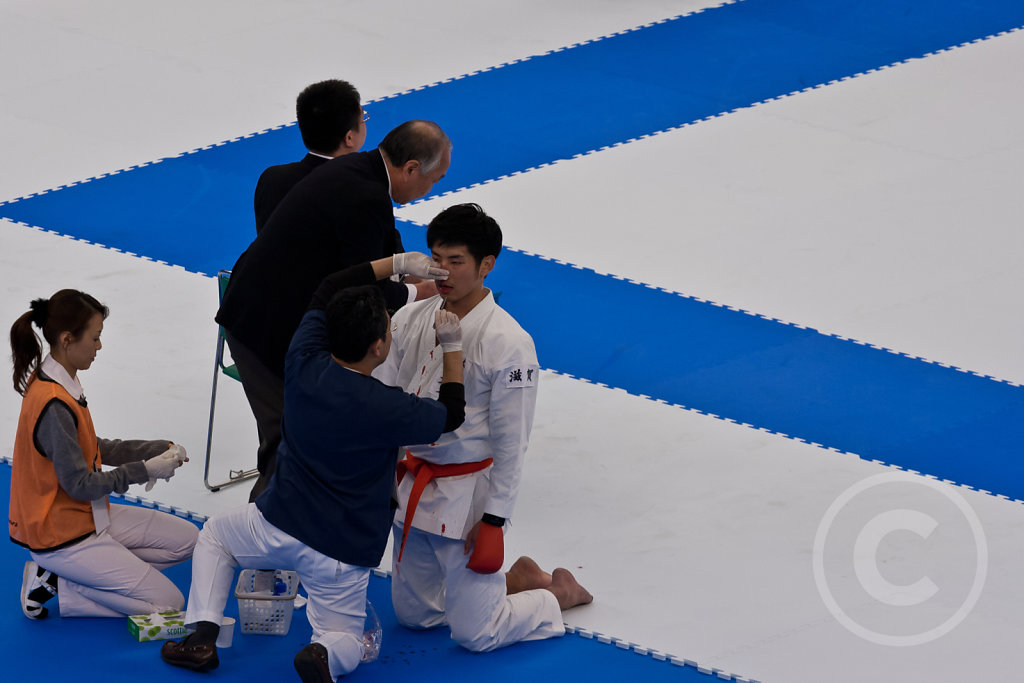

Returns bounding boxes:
[0,463,710,682]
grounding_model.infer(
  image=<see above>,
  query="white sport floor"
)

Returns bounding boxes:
[1,2,1021,681]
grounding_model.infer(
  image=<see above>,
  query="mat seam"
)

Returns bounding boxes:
[407,24,1024,209]
[413,228,1024,389]
[3,8,1016,212]
[9,213,1019,389]
[1,220,212,278]
[366,565,761,682]
[0,448,1016,555]
[0,2,736,209]
[538,367,1024,507]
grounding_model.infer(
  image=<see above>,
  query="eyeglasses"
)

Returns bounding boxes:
[361,110,370,123]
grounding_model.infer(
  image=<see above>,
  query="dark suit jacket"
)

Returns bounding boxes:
[253,153,329,233]
[218,149,409,378]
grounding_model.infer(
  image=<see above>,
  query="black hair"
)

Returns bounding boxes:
[426,203,502,266]
[296,79,362,155]
[325,285,389,363]
[378,120,451,172]
[10,289,108,395]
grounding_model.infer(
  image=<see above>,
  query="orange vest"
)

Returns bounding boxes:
[8,374,106,552]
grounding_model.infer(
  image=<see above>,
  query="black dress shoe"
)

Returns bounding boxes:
[294,642,332,682]
[161,637,219,672]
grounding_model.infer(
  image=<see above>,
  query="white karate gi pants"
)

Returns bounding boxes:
[391,522,564,652]
[32,505,197,617]
[185,504,367,678]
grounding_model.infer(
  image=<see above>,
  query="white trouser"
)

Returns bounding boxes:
[391,522,564,652]
[186,504,367,678]
[32,504,198,617]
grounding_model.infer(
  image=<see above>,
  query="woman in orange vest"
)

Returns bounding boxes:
[9,289,198,619]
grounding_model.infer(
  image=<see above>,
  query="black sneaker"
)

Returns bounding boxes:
[161,636,219,672]
[294,642,333,682]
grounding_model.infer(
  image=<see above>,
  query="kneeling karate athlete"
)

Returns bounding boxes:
[161,253,465,681]
[375,203,593,653]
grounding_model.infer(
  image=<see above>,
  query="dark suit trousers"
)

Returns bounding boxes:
[223,330,284,502]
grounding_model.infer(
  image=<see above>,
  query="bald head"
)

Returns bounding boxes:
[379,120,452,204]
[380,120,451,171]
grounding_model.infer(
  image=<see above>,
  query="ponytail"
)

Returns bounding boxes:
[10,310,41,396]
[10,290,108,395]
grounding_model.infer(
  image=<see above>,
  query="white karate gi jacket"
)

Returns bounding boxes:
[374,292,539,540]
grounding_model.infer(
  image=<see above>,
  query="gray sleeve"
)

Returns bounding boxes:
[36,402,149,500]
[98,437,172,466]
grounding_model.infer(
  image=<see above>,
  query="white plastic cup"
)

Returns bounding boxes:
[217,617,236,648]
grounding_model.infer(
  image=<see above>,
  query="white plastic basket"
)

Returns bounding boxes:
[234,569,300,635]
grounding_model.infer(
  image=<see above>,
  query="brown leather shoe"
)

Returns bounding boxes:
[293,642,332,682]
[161,637,219,672]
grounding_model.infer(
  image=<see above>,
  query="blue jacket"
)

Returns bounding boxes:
[256,308,448,567]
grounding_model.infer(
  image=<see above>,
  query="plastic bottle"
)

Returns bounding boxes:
[361,600,382,663]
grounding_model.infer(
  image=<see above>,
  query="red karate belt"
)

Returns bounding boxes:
[395,451,493,563]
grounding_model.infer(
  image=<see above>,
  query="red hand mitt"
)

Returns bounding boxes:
[467,521,504,574]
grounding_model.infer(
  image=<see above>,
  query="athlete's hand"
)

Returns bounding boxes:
[393,252,448,280]
[465,519,504,574]
[434,309,462,352]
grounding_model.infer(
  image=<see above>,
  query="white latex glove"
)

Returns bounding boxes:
[393,252,448,280]
[144,444,187,492]
[434,309,462,353]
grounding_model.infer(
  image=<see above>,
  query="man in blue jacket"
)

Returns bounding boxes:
[162,252,462,682]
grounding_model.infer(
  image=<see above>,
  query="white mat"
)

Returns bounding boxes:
[1,3,1020,681]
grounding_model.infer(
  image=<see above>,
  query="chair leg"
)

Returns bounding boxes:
[203,332,257,491]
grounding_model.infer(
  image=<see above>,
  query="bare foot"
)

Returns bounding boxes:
[547,568,593,610]
[505,556,553,595]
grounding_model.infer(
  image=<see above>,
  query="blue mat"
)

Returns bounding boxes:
[0,463,720,682]
[2,3,1023,499]
[4,0,1022,277]
[469,239,1024,499]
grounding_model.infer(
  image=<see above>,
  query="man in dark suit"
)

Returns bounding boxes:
[254,79,368,233]
[218,120,452,501]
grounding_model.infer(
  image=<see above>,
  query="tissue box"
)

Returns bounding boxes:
[127,610,193,642]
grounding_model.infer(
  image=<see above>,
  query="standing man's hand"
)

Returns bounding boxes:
[393,252,448,280]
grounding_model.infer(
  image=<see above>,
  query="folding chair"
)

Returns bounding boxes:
[203,270,258,491]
